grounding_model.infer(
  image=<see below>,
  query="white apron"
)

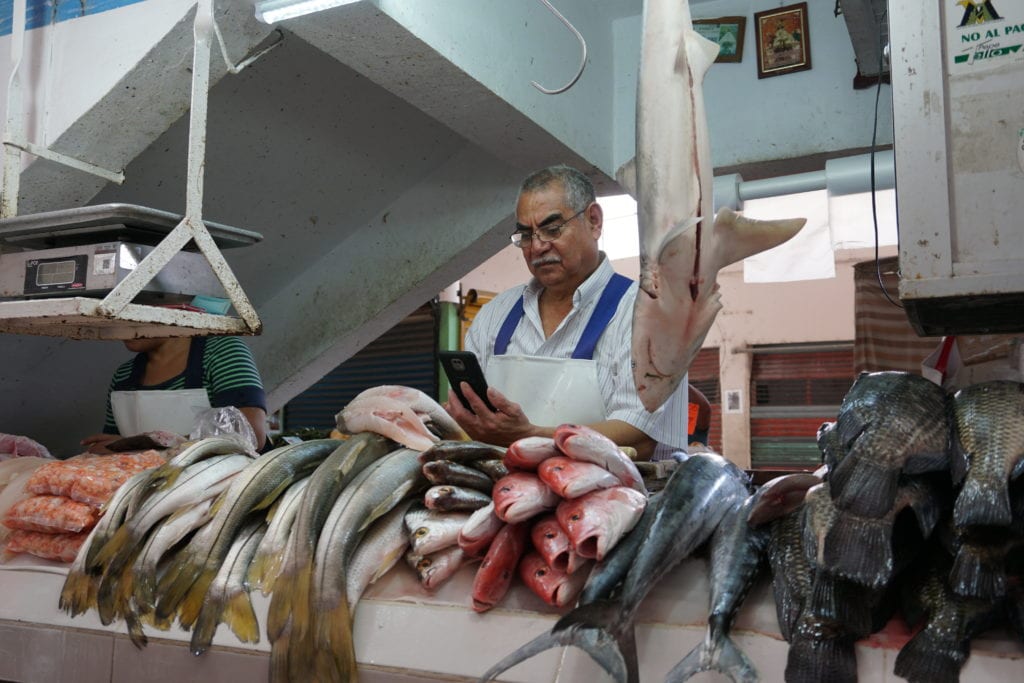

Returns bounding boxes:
[110,388,211,436]
[486,355,606,427]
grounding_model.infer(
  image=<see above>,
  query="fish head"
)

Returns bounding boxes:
[493,472,544,522]
[536,456,579,497]
[517,551,584,607]
[555,492,616,560]
[529,513,571,571]
[505,436,560,470]
[516,183,602,292]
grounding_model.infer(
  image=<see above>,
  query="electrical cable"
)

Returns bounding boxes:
[869,4,903,308]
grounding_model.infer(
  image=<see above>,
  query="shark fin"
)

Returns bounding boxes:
[710,208,805,269]
[615,157,637,199]
[681,30,720,83]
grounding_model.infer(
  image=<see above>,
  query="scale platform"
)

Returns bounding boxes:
[0,204,264,339]
[0,203,263,251]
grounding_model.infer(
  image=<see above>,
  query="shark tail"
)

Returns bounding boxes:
[710,208,806,270]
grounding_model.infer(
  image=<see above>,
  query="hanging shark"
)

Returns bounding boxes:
[620,0,806,412]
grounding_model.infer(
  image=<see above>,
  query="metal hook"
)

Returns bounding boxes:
[531,0,588,95]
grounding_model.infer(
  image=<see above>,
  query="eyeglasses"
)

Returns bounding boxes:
[510,207,587,249]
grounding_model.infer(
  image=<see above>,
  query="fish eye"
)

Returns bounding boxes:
[571,513,581,521]
[544,531,556,539]
[553,465,564,472]
[500,486,511,493]
[536,569,547,577]
[415,527,428,537]
[418,559,432,569]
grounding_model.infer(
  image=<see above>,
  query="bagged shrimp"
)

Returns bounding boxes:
[26,450,166,507]
[2,495,99,534]
[4,529,88,563]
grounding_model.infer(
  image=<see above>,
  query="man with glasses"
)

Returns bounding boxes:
[445,164,688,460]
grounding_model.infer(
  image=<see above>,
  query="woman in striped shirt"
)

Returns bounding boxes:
[81,336,268,453]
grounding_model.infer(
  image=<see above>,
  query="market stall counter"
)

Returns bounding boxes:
[1,552,1021,683]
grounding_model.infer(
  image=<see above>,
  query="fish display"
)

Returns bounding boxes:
[480,452,749,682]
[623,0,805,412]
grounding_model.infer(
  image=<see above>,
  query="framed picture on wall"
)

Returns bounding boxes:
[692,16,746,63]
[754,2,811,78]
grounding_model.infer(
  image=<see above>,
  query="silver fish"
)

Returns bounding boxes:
[424,484,492,513]
[248,477,312,596]
[406,545,468,592]
[404,505,472,556]
[422,459,494,492]
[190,517,267,655]
[623,0,805,411]
[347,499,414,606]
[154,439,341,629]
[665,494,766,683]
[458,501,504,558]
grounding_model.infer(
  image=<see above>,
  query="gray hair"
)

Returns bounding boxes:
[519,164,595,213]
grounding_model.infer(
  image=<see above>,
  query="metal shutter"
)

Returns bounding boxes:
[284,306,438,430]
[750,344,855,469]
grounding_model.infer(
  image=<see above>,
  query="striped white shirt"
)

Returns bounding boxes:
[465,255,689,453]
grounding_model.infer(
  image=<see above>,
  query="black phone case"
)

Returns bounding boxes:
[439,351,496,413]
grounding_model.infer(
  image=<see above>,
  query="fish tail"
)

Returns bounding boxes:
[88,526,131,572]
[266,571,295,642]
[313,599,356,683]
[177,569,216,630]
[247,550,283,596]
[154,560,201,622]
[288,563,314,642]
[141,609,173,631]
[784,636,856,683]
[664,633,758,683]
[830,456,899,518]
[949,545,1006,600]
[807,575,873,638]
[478,629,570,681]
[223,591,261,644]
[189,594,224,656]
[822,513,893,587]
[269,629,292,683]
[133,571,157,616]
[954,477,1011,527]
[893,629,966,683]
[550,600,633,683]
[125,610,148,650]
[59,571,98,616]
[95,572,121,625]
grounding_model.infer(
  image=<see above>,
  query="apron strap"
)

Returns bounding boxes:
[571,273,633,360]
[494,297,525,356]
[493,274,633,360]
[183,337,206,390]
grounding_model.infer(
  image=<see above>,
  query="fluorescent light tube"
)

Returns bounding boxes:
[255,0,361,24]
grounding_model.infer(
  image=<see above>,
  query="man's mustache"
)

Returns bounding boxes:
[530,256,561,268]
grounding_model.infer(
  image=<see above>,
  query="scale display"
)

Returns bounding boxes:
[23,255,87,294]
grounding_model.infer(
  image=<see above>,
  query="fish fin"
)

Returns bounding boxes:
[894,629,967,683]
[664,633,758,683]
[949,545,1005,600]
[312,599,355,683]
[615,158,637,199]
[829,454,899,518]
[266,570,296,643]
[223,591,260,644]
[954,477,1011,527]
[709,208,805,271]
[154,556,202,622]
[1012,456,1024,481]
[822,514,893,587]
[681,29,720,83]
[88,525,131,572]
[286,561,314,643]
[125,610,148,650]
[246,549,279,596]
[269,627,292,683]
[807,575,873,638]
[177,569,216,630]
[785,635,857,683]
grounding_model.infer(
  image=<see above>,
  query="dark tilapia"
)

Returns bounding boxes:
[829,371,950,518]
[895,551,1004,683]
[665,494,766,683]
[950,380,1024,528]
[809,477,945,588]
[480,453,748,683]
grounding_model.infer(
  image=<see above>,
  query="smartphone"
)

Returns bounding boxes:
[439,350,497,414]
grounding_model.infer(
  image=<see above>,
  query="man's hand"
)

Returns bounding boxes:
[80,434,120,455]
[444,382,541,446]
